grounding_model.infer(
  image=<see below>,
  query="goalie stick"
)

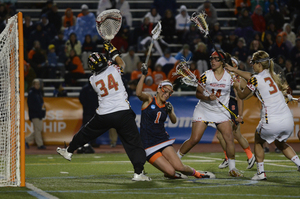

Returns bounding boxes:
[176,61,243,123]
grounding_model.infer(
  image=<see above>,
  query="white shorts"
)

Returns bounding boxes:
[193,104,230,123]
[256,116,294,144]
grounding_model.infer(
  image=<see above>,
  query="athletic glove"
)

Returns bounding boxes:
[141,63,148,75]
[165,102,172,113]
[104,41,119,61]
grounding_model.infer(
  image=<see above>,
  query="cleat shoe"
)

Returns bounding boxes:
[229,168,244,177]
[196,171,216,179]
[132,171,151,181]
[218,159,229,169]
[57,147,72,161]
[251,172,267,180]
[264,147,269,153]
[247,154,255,169]
[275,147,281,153]
[164,172,188,179]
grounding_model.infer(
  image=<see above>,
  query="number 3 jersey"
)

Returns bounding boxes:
[246,69,292,123]
[196,69,233,114]
[90,65,130,115]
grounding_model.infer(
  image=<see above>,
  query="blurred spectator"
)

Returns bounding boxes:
[46,3,61,32]
[264,3,284,32]
[121,46,140,78]
[134,17,153,52]
[269,32,289,60]
[155,48,177,76]
[97,0,116,16]
[153,0,177,17]
[175,5,190,44]
[197,0,218,28]
[262,31,275,53]
[283,59,296,89]
[265,20,278,41]
[131,61,152,80]
[161,9,176,43]
[50,30,66,57]
[47,44,58,78]
[281,31,293,51]
[23,15,34,42]
[283,23,296,47]
[276,54,286,68]
[211,32,226,53]
[237,9,254,43]
[223,31,238,54]
[183,24,203,52]
[40,0,53,16]
[143,6,161,24]
[78,4,90,18]
[111,25,129,53]
[81,34,97,69]
[28,40,48,78]
[61,8,77,30]
[290,37,300,68]
[251,5,266,33]
[140,23,165,56]
[65,32,82,57]
[28,22,49,51]
[192,42,210,74]
[25,79,46,150]
[24,60,36,92]
[175,44,193,62]
[64,49,85,86]
[152,64,167,85]
[143,76,157,92]
[209,22,224,41]
[57,45,68,78]
[116,0,132,27]
[249,39,264,55]
[190,61,200,79]
[232,37,248,62]
[234,0,251,16]
[264,0,279,14]
[41,14,57,41]
[250,0,264,14]
[53,83,67,97]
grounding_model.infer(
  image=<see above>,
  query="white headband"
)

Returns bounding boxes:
[160,81,173,89]
[231,57,238,66]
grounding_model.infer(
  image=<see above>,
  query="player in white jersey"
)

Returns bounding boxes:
[57,43,151,181]
[177,51,244,177]
[226,50,300,180]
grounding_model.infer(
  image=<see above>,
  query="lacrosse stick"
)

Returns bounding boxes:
[144,21,162,67]
[190,12,237,83]
[176,61,243,123]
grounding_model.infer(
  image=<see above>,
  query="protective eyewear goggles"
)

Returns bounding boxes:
[161,86,173,96]
[250,57,271,65]
[209,56,221,62]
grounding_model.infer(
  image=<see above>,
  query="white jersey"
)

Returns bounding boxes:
[246,69,293,123]
[193,69,233,123]
[90,65,130,115]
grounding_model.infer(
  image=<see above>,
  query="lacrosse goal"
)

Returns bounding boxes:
[0,12,25,187]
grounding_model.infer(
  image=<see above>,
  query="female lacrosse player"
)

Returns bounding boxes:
[216,56,255,170]
[57,43,151,181]
[177,51,244,177]
[136,67,214,179]
[226,50,300,180]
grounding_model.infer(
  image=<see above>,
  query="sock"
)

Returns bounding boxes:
[291,155,300,167]
[223,151,228,160]
[228,158,235,170]
[257,162,264,173]
[243,146,253,159]
[177,150,184,159]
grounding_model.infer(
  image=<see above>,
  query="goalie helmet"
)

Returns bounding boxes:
[88,52,108,74]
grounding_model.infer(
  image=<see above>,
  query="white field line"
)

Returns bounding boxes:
[26,182,59,199]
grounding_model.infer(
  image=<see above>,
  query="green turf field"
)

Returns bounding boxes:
[1,152,300,199]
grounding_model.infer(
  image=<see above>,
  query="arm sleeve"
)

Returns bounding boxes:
[246,76,258,92]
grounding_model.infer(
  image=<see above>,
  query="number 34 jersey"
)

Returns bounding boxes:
[90,65,130,115]
[246,69,292,123]
[197,69,233,113]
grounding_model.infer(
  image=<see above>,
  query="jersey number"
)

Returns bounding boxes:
[211,89,221,98]
[264,77,278,95]
[154,111,161,124]
[95,74,119,97]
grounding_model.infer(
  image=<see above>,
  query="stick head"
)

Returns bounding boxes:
[96,9,122,41]
[190,11,209,36]
[151,21,162,40]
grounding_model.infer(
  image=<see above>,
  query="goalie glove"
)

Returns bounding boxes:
[141,63,148,76]
[165,102,172,113]
[104,41,119,61]
[181,76,198,87]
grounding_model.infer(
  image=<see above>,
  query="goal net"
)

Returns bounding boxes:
[0,13,24,187]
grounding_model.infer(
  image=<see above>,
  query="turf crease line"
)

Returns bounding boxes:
[26,182,59,199]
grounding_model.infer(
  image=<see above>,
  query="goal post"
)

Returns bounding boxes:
[0,12,25,187]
